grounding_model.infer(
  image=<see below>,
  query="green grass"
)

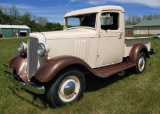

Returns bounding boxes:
[0,37,160,114]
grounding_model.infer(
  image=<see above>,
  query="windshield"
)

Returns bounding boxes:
[66,13,96,29]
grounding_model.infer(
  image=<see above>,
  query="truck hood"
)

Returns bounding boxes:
[41,29,97,40]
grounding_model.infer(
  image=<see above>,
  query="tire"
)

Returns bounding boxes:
[47,69,85,107]
[0,34,3,38]
[135,52,146,74]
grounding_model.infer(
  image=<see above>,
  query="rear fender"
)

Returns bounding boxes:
[129,43,149,63]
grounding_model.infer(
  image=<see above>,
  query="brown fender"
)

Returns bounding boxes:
[129,43,149,63]
[34,44,149,82]
[9,53,28,83]
[34,56,96,82]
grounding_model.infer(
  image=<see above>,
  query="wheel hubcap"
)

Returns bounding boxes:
[139,59,143,67]
[58,76,80,102]
[138,56,145,71]
[64,81,75,96]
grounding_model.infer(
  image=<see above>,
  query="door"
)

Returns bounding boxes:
[96,11,125,67]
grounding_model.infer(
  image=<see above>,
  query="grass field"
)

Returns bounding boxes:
[0,37,160,114]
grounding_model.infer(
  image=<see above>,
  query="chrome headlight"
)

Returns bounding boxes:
[18,42,27,53]
[37,43,46,57]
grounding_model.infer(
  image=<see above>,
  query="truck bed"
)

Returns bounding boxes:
[124,37,151,57]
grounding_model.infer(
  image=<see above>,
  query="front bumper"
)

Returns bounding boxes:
[3,64,45,94]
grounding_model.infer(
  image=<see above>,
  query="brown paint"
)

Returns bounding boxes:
[34,57,134,82]
[34,56,97,82]
[9,44,149,83]
[34,43,149,82]
[129,43,149,63]
[94,62,136,78]
[9,53,29,83]
[94,42,148,77]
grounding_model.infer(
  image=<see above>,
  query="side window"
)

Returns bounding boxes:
[101,12,119,30]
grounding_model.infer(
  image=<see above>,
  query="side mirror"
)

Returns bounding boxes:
[105,14,110,19]
[101,13,110,19]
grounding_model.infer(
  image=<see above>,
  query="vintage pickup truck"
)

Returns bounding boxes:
[4,6,153,107]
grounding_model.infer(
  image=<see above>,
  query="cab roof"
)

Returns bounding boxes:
[65,5,124,17]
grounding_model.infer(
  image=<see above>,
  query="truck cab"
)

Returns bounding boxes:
[64,6,125,68]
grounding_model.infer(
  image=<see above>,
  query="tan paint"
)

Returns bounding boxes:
[9,42,148,83]
[64,6,124,17]
[124,37,150,57]
[96,10,125,67]
[27,6,151,81]
[34,56,97,82]
[34,55,136,82]
[29,32,45,43]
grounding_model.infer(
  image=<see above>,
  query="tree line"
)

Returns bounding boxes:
[0,5,63,32]
[1,5,160,30]
[125,14,160,25]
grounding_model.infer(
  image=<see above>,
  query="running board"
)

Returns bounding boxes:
[94,62,136,78]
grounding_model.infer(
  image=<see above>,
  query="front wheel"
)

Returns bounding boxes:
[47,69,85,107]
[135,52,146,74]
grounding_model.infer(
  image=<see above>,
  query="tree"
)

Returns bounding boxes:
[9,5,20,19]
[44,22,63,31]
[125,15,141,25]
[45,22,53,31]
[0,5,63,32]
[52,22,63,31]
[1,6,9,14]
[21,12,31,26]
[142,14,160,20]
[37,17,48,26]
[0,9,4,23]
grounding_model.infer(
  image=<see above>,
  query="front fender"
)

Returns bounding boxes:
[9,53,28,83]
[34,56,94,82]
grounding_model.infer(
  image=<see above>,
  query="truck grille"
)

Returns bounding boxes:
[27,38,38,79]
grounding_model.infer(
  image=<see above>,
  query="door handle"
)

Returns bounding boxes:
[119,33,123,39]
[120,33,123,36]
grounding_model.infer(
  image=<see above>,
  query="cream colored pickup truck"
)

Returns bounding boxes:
[4,6,154,107]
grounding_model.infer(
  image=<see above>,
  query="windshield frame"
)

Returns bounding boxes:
[64,13,97,30]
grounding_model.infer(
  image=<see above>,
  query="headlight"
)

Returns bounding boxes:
[37,43,46,57]
[18,42,27,53]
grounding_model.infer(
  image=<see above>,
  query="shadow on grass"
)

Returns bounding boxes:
[9,87,50,110]
[9,69,135,109]
[84,69,135,92]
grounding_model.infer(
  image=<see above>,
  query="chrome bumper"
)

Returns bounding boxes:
[3,64,45,94]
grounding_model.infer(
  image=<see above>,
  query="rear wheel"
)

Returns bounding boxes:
[47,69,85,107]
[135,52,146,74]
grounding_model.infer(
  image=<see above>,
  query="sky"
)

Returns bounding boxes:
[1,0,160,24]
